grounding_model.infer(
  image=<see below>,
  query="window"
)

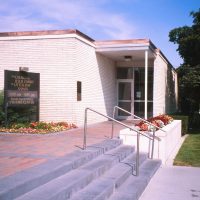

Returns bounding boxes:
[77,81,82,101]
[134,67,154,118]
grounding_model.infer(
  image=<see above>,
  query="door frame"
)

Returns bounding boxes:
[117,79,134,119]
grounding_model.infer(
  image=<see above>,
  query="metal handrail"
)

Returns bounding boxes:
[112,106,165,138]
[112,106,164,159]
[83,107,161,176]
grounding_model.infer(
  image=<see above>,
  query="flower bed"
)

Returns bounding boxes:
[119,115,182,164]
[136,114,174,131]
[0,121,77,134]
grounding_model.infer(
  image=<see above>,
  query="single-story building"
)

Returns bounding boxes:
[0,29,178,125]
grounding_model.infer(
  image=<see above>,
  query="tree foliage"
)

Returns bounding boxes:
[169,9,200,119]
[176,65,200,114]
[169,9,200,66]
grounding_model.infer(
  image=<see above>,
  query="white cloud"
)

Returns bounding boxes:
[0,0,136,39]
[0,15,55,32]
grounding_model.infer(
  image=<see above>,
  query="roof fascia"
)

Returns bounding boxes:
[96,46,149,52]
[0,32,96,48]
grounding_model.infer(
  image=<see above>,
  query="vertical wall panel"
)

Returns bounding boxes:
[73,39,116,124]
[153,54,178,116]
[153,55,167,115]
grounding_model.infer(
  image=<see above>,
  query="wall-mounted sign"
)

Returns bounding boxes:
[4,70,40,107]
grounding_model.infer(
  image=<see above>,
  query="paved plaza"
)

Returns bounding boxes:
[0,121,125,178]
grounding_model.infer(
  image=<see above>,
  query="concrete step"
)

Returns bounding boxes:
[15,144,134,200]
[70,152,148,200]
[109,159,162,200]
[0,139,122,200]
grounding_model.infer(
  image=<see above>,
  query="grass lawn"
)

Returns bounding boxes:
[174,131,200,167]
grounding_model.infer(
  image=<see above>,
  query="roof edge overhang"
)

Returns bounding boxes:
[95,39,153,51]
[0,29,96,48]
[0,29,95,42]
[95,39,158,61]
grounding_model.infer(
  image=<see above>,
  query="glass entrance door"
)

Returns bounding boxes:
[117,80,133,118]
[116,66,153,119]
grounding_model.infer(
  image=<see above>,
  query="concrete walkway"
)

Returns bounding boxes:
[140,166,200,200]
[0,121,127,178]
[140,134,200,200]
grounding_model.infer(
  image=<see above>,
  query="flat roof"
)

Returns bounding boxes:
[0,29,152,47]
[0,29,95,42]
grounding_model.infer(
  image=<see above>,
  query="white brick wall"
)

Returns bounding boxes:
[0,35,116,125]
[153,55,167,115]
[153,53,178,115]
[73,39,116,124]
[0,37,76,122]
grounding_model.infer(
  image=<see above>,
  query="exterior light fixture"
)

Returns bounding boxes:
[124,55,132,62]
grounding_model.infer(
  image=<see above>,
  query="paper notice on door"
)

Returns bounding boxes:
[136,91,141,98]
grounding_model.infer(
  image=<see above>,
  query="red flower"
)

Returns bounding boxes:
[135,114,173,131]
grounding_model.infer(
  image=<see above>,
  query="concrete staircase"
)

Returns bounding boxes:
[0,139,161,200]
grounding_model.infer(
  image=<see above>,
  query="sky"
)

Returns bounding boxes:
[0,0,199,67]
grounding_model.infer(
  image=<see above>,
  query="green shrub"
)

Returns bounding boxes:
[11,123,29,129]
[4,107,37,127]
[189,112,200,130]
[0,90,4,126]
[0,90,39,127]
[171,115,189,135]
[0,90,3,105]
[33,121,52,130]
[0,110,5,125]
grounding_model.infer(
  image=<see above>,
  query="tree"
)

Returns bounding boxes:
[169,9,200,127]
[176,65,200,114]
[169,9,200,66]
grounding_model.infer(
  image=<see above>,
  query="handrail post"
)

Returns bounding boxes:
[111,106,116,139]
[136,133,140,176]
[83,108,88,150]
[151,128,155,159]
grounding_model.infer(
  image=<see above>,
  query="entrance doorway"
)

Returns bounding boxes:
[117,80,134,119]
[116,67,154,119]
